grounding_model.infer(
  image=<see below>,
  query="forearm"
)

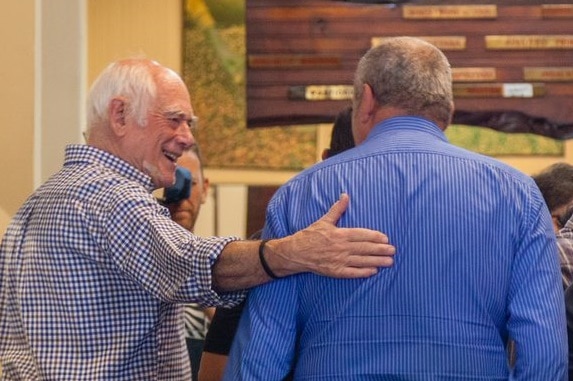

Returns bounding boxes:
[212,238,304,291]
[211,240,271,291]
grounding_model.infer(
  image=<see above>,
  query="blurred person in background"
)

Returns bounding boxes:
[161,143,214,381]
[533,162,573,289]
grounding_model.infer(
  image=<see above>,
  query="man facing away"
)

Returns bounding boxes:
[225,37,567,380]
[0,58,396,380]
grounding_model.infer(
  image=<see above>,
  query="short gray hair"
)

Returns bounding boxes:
[353,37,453,127]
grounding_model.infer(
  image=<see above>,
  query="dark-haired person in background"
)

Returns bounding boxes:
[533,162,573,289]
[535,164,573,381]
[322,106,354,160]
[162,143,214,381]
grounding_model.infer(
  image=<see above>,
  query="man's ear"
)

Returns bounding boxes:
[200,177,210,204]
[353,84,376,144]
[109,98,128,137]
[355,84,377,123]
[447,100,455,127]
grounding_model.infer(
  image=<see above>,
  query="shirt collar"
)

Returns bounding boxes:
[64,144,156,192]
[366,116,449,143]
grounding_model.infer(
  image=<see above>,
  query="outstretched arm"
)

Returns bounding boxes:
[212,194,395,291]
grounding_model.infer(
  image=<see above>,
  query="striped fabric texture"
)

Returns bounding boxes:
[183,304,210,339]
[556,222,573,290]
[225,117,567,380]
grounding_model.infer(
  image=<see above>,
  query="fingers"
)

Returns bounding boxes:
[336,267,379,279]
[303,235,395,279]
[320,254,395,279]
[314,252,395,279]
[318,193,349,226]
[337,227,391,244]
[347,243,395,267]
[284,194,396,279]
[333,242,395,278]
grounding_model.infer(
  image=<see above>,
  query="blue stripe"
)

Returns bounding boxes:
[226,116,567,380]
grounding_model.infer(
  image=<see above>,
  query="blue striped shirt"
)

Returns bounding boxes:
[0,145,243,380]
[225,117,567,380]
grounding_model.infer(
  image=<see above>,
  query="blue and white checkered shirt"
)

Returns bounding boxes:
[0,144,243,380]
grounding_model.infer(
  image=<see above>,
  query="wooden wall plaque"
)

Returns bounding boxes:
[452,68,497,82]
[248,55,342,69]
[542,4,573,19]
[402,5,497,20]
[372,36,466,51]
[288,85,353,101]
[453,83,546,98]
[246,0,573,137]
[524,67,573,82]
[486,35,573,50]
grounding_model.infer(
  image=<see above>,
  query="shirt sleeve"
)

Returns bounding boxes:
[507,191,568,380]
[91,185,244,307]
[556,227,573,290]
[224,191,299,380]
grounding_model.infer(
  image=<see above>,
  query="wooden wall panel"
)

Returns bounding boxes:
[246,0,573,138]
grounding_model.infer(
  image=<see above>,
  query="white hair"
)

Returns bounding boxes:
[86,59,159,134]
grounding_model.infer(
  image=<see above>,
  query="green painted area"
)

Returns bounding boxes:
[446,125,563,156]
[204,0,245,27]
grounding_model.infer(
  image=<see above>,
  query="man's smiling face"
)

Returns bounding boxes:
[122,68,196,189]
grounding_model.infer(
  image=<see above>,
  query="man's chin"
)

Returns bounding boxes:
[153,173,176,189]
[143,162,176,188]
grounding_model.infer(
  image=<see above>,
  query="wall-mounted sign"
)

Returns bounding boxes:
[486,35,573,50]
[372,36,466,51]
[288,85,353,101]
[542,4,573,19]
[247,1,573,142]
[289,80,546,100]
[248,55,341,69]
[453,83,546,98]
[524,67,573,81]
[452,68,497,82]
[402,5,497,20]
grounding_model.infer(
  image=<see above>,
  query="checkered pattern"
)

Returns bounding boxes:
[0,144,243,380]
[556,221,573,289]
